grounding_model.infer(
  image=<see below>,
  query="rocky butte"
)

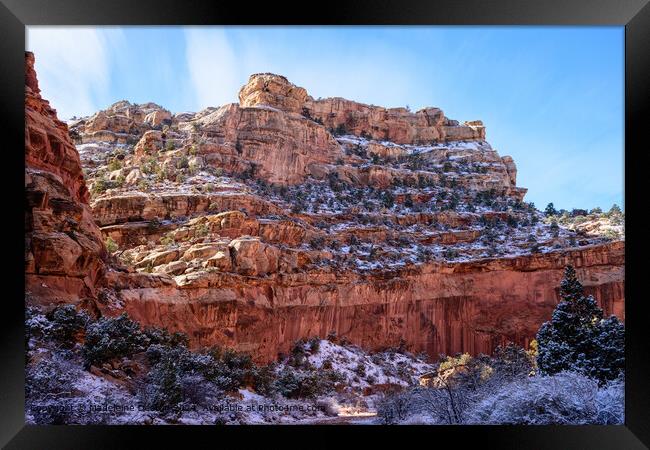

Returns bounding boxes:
[25,55,625,363]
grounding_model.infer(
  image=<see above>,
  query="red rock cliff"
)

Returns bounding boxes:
[25,52,106,305]
[113,241,624,363]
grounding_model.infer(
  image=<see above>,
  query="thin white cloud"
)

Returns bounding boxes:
[184,28,240,109]
[26,26,126,119]
[183,28,418,111]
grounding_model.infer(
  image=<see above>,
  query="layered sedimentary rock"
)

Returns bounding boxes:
[239,73,485,145]
[117,241,624,362]
[25,52,107,304]
[26,58,625,364]
[304,98,485,144]
[91,191,284,226]
[187,102,343,185]
[72,100,171,144]
[238,73,308,114]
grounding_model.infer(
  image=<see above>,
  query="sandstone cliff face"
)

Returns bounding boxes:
[238,73,308,114]
[238,73,485,145]
[25,52,106,304]
[304,98,485,145]
[27,60,624,364]
[117,242,624,362]
[189,102,343,185]
[73,100,171,144]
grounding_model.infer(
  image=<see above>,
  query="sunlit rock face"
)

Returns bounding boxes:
[238,73,308,114]
[25,52,107,305]
[118,241,624,362]
[27,56,624,363]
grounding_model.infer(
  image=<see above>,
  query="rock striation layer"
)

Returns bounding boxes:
[118,241,623,362]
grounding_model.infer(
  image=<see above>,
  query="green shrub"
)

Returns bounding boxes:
[251,364,276,396]
[550,220,560,238]
[289,340,308,367]
[273,367,344,399]
[82,313,148,367]
[114,174,126,188]
[143,326,188,348]
[160,235,175,246]
[176,155,189,169]
[332,123,347,135]
[156,167,168,182]
[105,236,119,253]
[107,159,122,172]
[195,223,209,238]
[142,347,184,413]
[138,179,150,190]
[309,237,326,250]
[91,178,109,195]
[204,346,257,391]
[43,305,89,347]
[381,191,395,209]
[141,157,159,175]
[308,337,321,353]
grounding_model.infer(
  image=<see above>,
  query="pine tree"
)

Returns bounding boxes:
[146,352,183,413]
[550,219,560,238]
[536,266,624,384]
[382,191,395,209]
[404,194,414,208]
[608,204,622,216]
[544,202,557,216]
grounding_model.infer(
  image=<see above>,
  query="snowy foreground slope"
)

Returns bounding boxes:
[26,306,623,425]
[26,334,431,424]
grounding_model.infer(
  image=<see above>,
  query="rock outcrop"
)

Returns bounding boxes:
[72,100,171,144]
[119,241,624,362]
[25,52,107,304]
[304,98,485,145]
[189,102,343,185]
[238,73,486,145]
[238,73,308,114]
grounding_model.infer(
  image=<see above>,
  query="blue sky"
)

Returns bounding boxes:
[26,26,624,211]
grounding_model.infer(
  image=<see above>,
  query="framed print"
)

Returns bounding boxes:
[1,0,648,447]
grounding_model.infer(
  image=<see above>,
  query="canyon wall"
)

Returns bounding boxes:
[26,54,625,364]
[115,241,624,362]
[24,52,107,305]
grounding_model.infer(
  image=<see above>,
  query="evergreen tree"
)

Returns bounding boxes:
[536,266,624,384]
[586,316,625,382]
[550,219,560,238]
[381,191,395,209]
[145,350,183,413]
[544,202,557,216]
[608,204,622,216]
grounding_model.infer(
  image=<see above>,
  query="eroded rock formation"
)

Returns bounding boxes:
[118,241,624,361]
[25,52,107,304]
[27,54,625,363]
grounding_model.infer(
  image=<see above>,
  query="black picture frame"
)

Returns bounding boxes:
[2,0,648,447]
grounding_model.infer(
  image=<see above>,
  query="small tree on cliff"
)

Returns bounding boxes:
[545,202,558,217]
[536,266,624,384]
